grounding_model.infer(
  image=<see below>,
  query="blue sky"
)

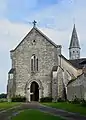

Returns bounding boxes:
[4,0,58,21]
[0,0,86,93]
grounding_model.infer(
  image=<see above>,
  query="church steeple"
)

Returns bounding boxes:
[69,24,81,60]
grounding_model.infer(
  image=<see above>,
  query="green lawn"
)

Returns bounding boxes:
[12,110,65,120]
[0,102,21,109]
[42,102,86,115]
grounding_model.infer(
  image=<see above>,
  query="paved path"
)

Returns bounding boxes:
[0,102,86,120]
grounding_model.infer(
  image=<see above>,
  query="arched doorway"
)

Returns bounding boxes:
[30,81,39,101]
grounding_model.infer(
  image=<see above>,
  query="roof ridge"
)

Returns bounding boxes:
[34,27,58,48]
[10,27,60,52]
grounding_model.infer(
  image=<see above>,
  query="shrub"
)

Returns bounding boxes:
[40,97,53,102]
[68,97,86,106]
[0,98,7,102]
[71,96,81,104]
[0,93,7,99]
[80,99,86,107]
[57,98,66,102]
[11,95,26,102]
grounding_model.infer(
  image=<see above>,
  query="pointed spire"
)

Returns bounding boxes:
[69,24,80,49]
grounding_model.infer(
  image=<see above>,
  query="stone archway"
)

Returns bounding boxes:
[26,79,42,102]
[30,81,39,101]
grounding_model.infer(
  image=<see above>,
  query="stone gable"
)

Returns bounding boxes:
[8,27,61,101]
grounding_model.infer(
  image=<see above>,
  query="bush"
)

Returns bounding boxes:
[11,95,26,102]
[68,97,86,106]
[0,98,7,102]
[0,93,7,99]
[71,96,81,104]
[40,97,53,102]
[80,99,86,107]
[57,98,66,102]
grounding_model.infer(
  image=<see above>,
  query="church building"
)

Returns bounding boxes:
[7,21,86,102]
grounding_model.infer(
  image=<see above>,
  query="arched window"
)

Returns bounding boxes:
[37,58,38,71]
[31,54,38,72]
[31,59,33,71]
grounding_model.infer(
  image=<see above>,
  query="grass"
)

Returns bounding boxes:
[12,109,65,120]
[42,102,86,115]
[0,102,21,109]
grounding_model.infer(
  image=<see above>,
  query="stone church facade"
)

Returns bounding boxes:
[7,26,62,101]
[7,24,86,102]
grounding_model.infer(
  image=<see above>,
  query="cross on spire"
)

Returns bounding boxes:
[32,20,37,28]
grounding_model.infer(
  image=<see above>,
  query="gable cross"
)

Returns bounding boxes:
[33,20,37,28]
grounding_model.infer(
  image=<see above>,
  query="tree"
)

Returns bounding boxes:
[0,93,7,98]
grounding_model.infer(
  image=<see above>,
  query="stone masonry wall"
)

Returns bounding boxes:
[67,74,86,100]
[10,28,59,100]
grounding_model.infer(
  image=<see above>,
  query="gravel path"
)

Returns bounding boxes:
[0,102,86,120]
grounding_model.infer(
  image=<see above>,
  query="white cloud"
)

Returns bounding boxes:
[0,19,31,93]
[0,0,7,16]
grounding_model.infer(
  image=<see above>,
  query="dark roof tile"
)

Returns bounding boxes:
[69,58,86,69]
[52,66,58,71]
[8,68,15,74]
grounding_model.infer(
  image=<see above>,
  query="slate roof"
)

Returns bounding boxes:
[80,60,86,64]
[8,68,15,74]
[69,58,86,69]
[52,66,58,71]
[59,54,86,69]
[69,24,80,49]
